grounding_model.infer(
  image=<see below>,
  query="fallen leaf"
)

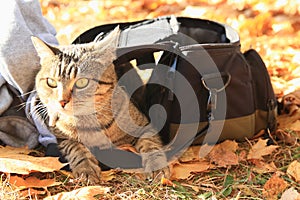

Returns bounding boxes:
[198,143,215,158]
[0,146,39,157]
[238,150,247,162]
[263,174,288,199]
[9,176,62,189]
[44,186,110,200]
[0,156,66,174]
[280,187,300,200]
[179,146,202,162]
[169,160,212,180]
[280,90,300,114]
[277,109,300,131]
[249,160,278,174]
[161,177,176,187]
[247,139,279,160]
[287,160,300,182]
[207,140,239,167]
[275,129,297,145]
[101,170,116,182]
[0,145,66,174]
[235,185,256,197]
[288,121,300,131]
[19,188,47,198]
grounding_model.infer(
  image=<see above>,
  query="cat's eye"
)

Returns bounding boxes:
[46,78,57,88]
[75,78,89,89]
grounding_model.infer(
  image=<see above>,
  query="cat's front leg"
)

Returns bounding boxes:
[58,139,102,184]
[134,136,170,181]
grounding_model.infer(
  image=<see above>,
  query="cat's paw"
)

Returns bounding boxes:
[142,151,169,182]
[145,166,170,182]
[71,159,102,184]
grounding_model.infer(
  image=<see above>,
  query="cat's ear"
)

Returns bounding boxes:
[94,26,120,51]
[31,36,61,60]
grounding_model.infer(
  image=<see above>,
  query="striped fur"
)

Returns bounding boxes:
[32,28,169,184]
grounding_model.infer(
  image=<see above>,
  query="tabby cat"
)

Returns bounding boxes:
[31,27,169,184]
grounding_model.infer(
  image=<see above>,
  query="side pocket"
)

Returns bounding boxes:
[243,49,277,132]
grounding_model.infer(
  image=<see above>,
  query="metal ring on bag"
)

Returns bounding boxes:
[201,72,231,92]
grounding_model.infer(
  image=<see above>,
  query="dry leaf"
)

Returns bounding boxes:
[161,177,176,187]
[170,160,212,180]
[288,120,300,131]
[198,143,215,158]
[263,174,288,199]
[280,187,300,200]
[250,160,278,174]
[235,185,256,196]
[0,145,66,174]
[0,156,66,174]
[0,146,38,157]
[277,110,300,131]
[287,160,300,182]
[9,176,62,189]
[179,146,202,162]
[275,129,297,145]
[247,139,279,160]
[281,90,300,114]
[101,170,116,182]
[44,186,110,200]
[19,188,47,198]
[207,140,239,167]
[238,150,248,162]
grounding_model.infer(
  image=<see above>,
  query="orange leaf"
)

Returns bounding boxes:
[9,176,62,189]
[249,160,277,174]
[170,161,212,180]
[179,146,202,163]
[0,146,38,157]
[0,145,66,174]
[19,188,47,198]
[161,177,176,187]
[101,170,116,182]
[207,140,239,167]
[263,174,288,199]
[44,186,110,200]
[0,156,66,174]
[275,129,297,145]
[287,160,300,182]
[277,110,300,131]
[247,139,279,160]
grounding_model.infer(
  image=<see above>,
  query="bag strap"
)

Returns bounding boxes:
[72,16,236,68]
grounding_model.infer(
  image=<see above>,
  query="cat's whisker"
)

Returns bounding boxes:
[17,89,37,99]
[13,103,27,111]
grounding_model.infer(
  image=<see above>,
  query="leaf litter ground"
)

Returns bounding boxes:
[1,0,300,199]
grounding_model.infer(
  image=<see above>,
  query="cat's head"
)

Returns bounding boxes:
[32,27,120,125]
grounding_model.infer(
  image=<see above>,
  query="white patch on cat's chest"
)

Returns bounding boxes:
[49,113,58,127]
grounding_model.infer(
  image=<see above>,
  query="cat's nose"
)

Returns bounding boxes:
[59,100,69,108]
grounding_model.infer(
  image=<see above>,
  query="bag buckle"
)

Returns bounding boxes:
[201,72,231,120]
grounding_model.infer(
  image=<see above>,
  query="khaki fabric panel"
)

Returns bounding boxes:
[168,109,276,145]
[254,110,268,133]
[254,109,277,133]
[169,113,259,145]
